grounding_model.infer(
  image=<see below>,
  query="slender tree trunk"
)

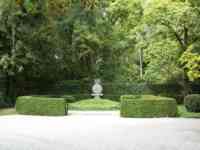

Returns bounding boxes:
[5,18,17,106]
[5,73,16,106]
[139,48,143,79]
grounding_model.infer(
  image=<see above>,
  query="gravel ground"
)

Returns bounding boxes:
[0,111,200,150]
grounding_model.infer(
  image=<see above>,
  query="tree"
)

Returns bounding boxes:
[143,0,200,53]
[141,0,200,87]
[143,39,182,83]
[0,0,199,105]
[0,0,61,103]
[107,0,144,82]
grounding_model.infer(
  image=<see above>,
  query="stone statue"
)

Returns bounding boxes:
[91,79,103,99]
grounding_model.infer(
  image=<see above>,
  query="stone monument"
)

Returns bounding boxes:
[91,79,103,99]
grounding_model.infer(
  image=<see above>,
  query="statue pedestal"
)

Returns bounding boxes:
[91,93,104,99]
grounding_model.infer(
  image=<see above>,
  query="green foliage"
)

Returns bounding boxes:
[184,94,200,112]
[143,0,200,82]
[178,105,200,118]
[16,96,67,116]
[37,81,185,103]
[0,0,199,102]
[144,39,182,83]
[120,95,177,118]
[69,99,120,110]
[180,44,200,81]
[107,0,144,82]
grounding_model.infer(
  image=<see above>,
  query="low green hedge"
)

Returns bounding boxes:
[16,96,67,116]
[184,94,200,112]
[121,95,174,101]
[120,95,177,118]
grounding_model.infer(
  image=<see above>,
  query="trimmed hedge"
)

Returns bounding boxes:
[16,96,67,116]
[120,95,177,118]
[184,94,200,112]
[121,95,174,101]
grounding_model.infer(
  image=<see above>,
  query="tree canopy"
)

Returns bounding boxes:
[0,0,199,103]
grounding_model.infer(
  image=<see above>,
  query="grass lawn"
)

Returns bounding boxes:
[0,108,17,116]
[69,99,120,111]
[178,105,200,118]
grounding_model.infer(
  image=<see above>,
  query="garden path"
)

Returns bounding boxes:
[0,112,200,150]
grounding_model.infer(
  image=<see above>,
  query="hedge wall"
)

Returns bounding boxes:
[16,96,67,116]
[120,95,177,118]
[16,80,200,103]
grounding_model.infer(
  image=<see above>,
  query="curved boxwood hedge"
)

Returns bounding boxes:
[120,95,177,118]
[16,96,67,116]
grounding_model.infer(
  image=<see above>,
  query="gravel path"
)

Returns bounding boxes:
[0,111,200,150]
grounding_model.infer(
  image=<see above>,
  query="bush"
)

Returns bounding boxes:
[16,96,67,116]
[184,94,200,112]
[120,95,177,118]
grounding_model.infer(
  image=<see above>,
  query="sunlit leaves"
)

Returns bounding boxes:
[143,0,200,51]
[180,44,200,81]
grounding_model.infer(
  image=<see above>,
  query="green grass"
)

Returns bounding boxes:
[69,99,120,111]
[0,108,17,116]
[178,105,200,118]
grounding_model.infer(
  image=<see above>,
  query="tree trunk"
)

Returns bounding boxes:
[5,73,16,106]
[139,48,143,80]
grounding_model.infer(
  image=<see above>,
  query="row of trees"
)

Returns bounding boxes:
[0,0,199,104]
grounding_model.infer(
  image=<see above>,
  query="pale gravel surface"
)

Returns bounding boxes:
[0,111,200,150]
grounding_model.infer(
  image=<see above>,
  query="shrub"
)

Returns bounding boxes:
[16,96,67,116]
[184,94,200,112]
[120,95,177,118]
